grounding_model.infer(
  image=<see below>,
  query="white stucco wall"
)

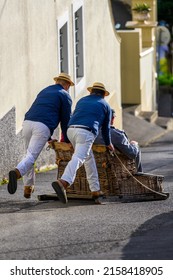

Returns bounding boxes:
[84,0,121,106]
[59,0,122,125]
[0,0,121,131]
[0,0,122,177]
[0,0,57,132]
[56,0,121,106]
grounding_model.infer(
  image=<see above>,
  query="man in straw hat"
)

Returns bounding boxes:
[7,73,74,199]
[51,82,114,203]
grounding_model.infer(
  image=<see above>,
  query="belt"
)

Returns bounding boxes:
[69,125,92,132]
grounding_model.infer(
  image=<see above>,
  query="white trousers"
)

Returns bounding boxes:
[61,127,100,192]
[17,120,50,186]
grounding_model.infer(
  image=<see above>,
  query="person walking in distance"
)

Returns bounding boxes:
[51,82,114,203]
[7,73,74,198]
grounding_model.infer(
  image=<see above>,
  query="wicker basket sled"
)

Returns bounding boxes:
[39,142,169,202]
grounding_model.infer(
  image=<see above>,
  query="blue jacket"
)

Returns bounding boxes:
[95,126,139,159]
[24,84,72,142]
[68,94,111,145]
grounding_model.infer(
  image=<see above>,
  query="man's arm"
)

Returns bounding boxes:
[111,127,139,159]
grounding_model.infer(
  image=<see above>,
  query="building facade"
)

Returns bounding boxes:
[0,0,121,180]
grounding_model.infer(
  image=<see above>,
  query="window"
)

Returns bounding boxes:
[73,0,85,90]
[59,23,68,73]
[74,7,84,79]
[57,12,70,74]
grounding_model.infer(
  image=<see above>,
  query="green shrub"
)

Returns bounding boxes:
[158,74,173,87]
[132,3,151,13]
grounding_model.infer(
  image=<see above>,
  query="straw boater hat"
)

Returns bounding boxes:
[53,73,74,86]
[87,82,110,96]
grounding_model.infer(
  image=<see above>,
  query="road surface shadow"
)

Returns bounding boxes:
[122,211,173,259]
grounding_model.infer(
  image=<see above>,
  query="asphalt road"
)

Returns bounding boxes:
[0,131,173,260]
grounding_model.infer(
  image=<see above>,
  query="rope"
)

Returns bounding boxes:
[109,150,167,198]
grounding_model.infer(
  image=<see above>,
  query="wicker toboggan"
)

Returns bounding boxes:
[47,142,168,201]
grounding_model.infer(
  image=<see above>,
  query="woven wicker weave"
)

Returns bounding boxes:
[49,142,164,198]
